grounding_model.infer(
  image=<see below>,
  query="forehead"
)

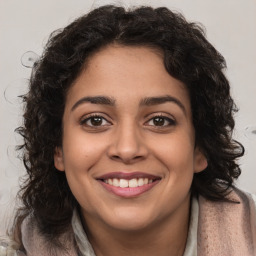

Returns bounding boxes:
[82,44,165,82]
[66,45,191,113]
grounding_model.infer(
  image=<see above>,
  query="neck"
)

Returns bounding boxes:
[82,195,191,256]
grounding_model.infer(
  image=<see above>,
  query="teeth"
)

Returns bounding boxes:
[113,178,119,187]
[119,179,128,188]
[129,178,138,188]
[138,178,144,186]
[103,178,154,188]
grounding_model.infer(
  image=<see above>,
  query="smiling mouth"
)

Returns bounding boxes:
[96,172,161,198]
[103,177,154,188]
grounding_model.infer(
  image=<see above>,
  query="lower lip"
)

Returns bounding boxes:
[98,180,160,198]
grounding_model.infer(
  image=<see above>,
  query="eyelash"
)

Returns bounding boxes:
[80,114,111,127]
[79,113,176,129]
[145,114,176,128]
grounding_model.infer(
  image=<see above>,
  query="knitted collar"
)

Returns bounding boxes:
[20,188,256,256]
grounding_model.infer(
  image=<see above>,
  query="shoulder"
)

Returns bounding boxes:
[199,186,256,210]
[0,237,26,256]
[198,186,256,236]
[1,214,78,256]
[197,187,256,254]
[251,193,256,205]
[232,187,256,212]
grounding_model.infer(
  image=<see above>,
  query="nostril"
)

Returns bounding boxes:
[107,139,149,163]
[112,155,121,160]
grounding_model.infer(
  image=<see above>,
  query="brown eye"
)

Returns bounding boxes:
[80,115,110,127]
[147,116,176,127]
[90,116,103,126]
[153,117,165,126]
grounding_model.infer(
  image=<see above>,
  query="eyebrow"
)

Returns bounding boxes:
[139,95,186,114]
[71,95,186,114]
[71,96,115,111]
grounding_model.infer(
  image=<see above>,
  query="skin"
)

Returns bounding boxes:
[54,44,207,256]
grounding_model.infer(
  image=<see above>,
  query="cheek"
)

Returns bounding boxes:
[146,136,195,220]
[152,132,195,193]
[61,133,106,195]
[62,130,106,170]
[153,133,195,170]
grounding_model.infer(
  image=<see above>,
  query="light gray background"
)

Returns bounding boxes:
[0,0,255,235]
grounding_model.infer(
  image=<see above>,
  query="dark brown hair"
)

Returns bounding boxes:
[15,4,244,245]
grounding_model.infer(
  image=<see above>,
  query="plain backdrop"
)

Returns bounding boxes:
[0,0,255,234]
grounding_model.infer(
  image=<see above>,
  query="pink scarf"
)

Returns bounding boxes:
[198,188,256,255]
[20,188,256,256]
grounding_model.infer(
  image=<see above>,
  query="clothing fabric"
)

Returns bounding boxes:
[198,188,256,255]
[72,188,256,256]
[1,188,256,256]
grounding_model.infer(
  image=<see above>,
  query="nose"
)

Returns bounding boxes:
[107,123,149,164]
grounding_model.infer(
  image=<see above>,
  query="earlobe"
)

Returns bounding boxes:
[54,147,65,171]
[194,147,208,173]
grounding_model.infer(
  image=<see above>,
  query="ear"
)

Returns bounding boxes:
[193,147,208,173]
[54,146,65,171]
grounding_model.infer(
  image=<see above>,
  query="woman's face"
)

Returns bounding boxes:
[54,45,207,232]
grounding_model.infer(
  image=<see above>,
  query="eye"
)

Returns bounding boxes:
[147,115,176,127]
[80,115,111,127]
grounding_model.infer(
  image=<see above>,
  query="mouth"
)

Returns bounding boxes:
[96,172,161,198]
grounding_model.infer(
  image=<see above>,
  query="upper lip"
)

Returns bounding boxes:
[96,172,161,180]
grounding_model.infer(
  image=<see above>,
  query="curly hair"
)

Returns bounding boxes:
[14,4,244,245]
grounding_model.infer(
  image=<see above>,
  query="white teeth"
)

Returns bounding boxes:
[129,178,138,188]
[103,178,155,188]
[138,178,144,186]
[119,179,129,188]
[113,178,119,187]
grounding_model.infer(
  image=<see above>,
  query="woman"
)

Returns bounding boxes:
[1,5,256,256]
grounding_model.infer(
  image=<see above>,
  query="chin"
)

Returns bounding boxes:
[104,207,156,232]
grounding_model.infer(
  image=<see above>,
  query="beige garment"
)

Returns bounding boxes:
[1,188,256,255]
[198,188,256,256]
[19,218,78,256]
